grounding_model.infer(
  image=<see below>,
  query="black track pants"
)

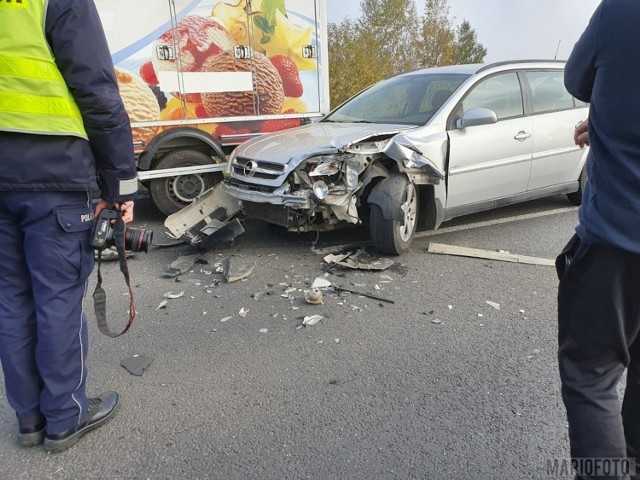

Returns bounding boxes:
[558,235,640,479]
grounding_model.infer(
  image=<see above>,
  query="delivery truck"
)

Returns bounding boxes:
[94,0,330,215]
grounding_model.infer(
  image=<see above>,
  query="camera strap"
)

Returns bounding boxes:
[92,215,136,338]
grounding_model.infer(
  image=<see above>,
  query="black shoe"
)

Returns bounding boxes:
[43,392,119,454]
[17,421,46,447]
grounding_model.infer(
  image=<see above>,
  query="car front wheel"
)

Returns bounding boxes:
[370,176,419,255]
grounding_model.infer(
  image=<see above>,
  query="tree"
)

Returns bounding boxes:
[418,0,455,68]
[452,20,487,65]
[328,0,421,107]
[357,0,421,75]
[327,0,487,107]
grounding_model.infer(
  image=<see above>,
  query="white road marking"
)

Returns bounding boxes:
[416,206,578,238]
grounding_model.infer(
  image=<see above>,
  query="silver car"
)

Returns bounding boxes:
[223,60,588,254]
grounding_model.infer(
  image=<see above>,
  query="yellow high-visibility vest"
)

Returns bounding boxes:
[0,0,88,139]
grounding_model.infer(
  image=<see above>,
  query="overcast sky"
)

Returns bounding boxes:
[325,0,601,62]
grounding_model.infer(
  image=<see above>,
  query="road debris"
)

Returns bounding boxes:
[431,319,442,325]
[324,248,394,271]
[162,254,201,278]
[305,288,324,305]
[311,277,332,289]
[259,329,269,334]
[486,301,501,310]
[302,315,323,326]
[156,300,168,310]
[239,308,249,318]
[121,354,153,376]
[427,243,555,266]
[163,291,185,299]
[220,316,232,322]
[333,285,395,304]
[164,183,244,248]
[222,257,256,283]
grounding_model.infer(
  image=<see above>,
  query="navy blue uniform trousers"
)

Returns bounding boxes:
[0,191,95,434]
[558,235,640,480]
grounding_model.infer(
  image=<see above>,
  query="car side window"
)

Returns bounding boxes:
[461,73,524,120]
[525,71,575,113]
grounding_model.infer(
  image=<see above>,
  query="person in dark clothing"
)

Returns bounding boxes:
[0,0,137,453]
[559,0,640,478]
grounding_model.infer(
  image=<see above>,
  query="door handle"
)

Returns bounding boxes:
[514,131,531,141]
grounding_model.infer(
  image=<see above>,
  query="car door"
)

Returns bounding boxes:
[446,72,533,210]
[523,70,589,191]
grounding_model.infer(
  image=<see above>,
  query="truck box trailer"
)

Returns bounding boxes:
[94,0,330,215]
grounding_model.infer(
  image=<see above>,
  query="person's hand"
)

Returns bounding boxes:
[94,199,135,224]
[115,201,135,224]
[574,119,590,148]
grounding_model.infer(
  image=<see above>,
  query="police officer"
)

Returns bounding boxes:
[0,0,137,453]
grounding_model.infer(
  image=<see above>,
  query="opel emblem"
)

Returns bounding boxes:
[244,160,258,177]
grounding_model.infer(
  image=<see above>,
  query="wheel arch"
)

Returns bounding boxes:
[138,127,227,171]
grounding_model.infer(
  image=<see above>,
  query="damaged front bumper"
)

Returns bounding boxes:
[222,180,313,209]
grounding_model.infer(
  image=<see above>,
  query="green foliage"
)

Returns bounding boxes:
[328,0,487,108]
[452,20,488,64]
[253,0,286,44]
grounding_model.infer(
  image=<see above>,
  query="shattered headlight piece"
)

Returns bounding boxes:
[309,157,341,177]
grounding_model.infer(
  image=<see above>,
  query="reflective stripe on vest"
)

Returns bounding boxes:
[0,0,88,139]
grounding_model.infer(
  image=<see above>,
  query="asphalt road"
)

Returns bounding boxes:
[0,194,581,480]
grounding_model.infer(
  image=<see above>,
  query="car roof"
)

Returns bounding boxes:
[401,59,567,77]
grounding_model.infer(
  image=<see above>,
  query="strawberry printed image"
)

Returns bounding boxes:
[261,110,302,132]
[270,55,304,98]
[152,15,235,103]
[139,61,158,86]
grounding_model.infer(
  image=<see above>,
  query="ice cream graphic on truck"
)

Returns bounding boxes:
[94,0,330,215]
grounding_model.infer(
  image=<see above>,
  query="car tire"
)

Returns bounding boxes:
[567,166,587,206]
[149,149,223,216]
[369,177,419,255]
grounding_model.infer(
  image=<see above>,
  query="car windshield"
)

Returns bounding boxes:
[323,73,470,126]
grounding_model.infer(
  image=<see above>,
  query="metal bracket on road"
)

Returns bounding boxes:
[137,164,226,181]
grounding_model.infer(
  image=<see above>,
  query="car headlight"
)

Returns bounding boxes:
[309,159,340,177]
[345,165,359,189]
[313,181,330,200]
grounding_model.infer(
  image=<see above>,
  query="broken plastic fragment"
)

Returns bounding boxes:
[220,316,232,322]
[239,308,249,318]
[223,258,256,283]
[163,291,185,299]
[486,301,501,310]
[156,300,168,310]
[259,328,269,334]
[432,319,442,325]
[311,277,332,289]
[121,354,153,376]
[323,248,394,271]
[163,254,201,278]
[302,315,323,326]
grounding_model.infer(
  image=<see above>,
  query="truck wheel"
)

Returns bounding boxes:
[150,149,223,215]
[370,177,419,255]
[567,166,586,206]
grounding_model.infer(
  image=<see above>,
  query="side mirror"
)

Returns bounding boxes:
[456,108,498,129]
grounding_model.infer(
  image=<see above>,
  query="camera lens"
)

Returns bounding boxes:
[124,227,153,253]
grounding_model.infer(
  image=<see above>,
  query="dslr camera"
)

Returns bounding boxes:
[90,207,153,253]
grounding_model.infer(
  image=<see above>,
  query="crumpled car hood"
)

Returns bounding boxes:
[234,122,412,167]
